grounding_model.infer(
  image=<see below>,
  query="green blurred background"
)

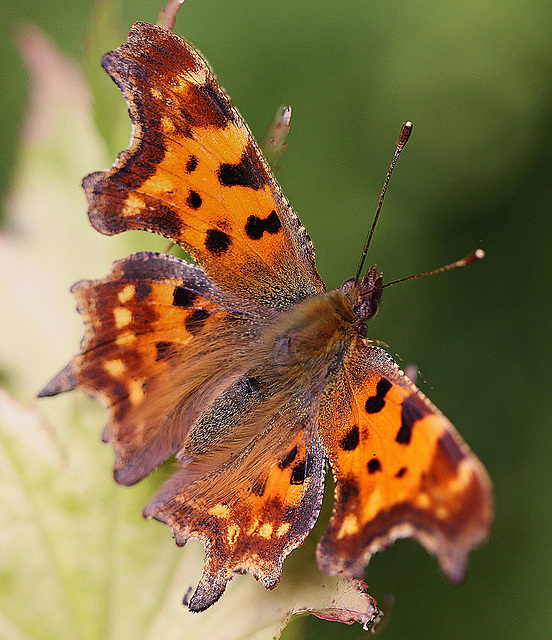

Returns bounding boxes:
[1,0,550,638]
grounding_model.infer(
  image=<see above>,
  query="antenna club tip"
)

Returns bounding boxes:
[474,248,485,260]
[464,248,485,265]
[398,121,413,148]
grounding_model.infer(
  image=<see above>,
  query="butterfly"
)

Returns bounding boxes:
[40,22,493,612]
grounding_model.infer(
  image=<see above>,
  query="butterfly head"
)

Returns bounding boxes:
[340,266,383,336]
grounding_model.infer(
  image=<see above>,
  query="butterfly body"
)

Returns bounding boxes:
[267,288,354,366]
[40,22,493,612]
[161,285,360,486]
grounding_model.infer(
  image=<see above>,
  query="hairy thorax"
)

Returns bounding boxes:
[177,278,381,470]
[262,289,357,376]
[179,289,359,478]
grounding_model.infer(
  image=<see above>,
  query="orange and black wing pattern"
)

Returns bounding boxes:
[144,401,326,611]
[316,338,493,584]
[84,22,324,305]
[39,251,261,486]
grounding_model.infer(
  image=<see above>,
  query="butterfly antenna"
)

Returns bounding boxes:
[382,248,485,288]
[355,121,413,282]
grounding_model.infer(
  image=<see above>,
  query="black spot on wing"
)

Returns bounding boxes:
[186,190,202,210]
[340,425,360,451]
[185,154,199,173]
[395,466,408,478]
[244,210,282,240]
[172,286,198,307]
[376,378,392,395]
[217,142,268,190]
[205,228,232,255]
[290,461,306,485]
[396,395,429,444]
[185,308,209,335]
[279,446,298,469]
[367,458,382,474]
[365,377,392,414]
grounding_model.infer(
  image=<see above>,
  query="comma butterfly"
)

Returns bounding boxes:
[40,22,493,612]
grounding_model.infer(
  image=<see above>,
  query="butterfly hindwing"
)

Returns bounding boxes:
[144,399,326,611]
[316,338,493,583]
[83,22,324,305]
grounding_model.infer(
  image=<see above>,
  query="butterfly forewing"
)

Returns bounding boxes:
[83,22,324,306]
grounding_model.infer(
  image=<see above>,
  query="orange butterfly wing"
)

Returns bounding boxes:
[40,251,265,485]
[145,418,326,611]
[83,22,324,304]
[316,338,493,583]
